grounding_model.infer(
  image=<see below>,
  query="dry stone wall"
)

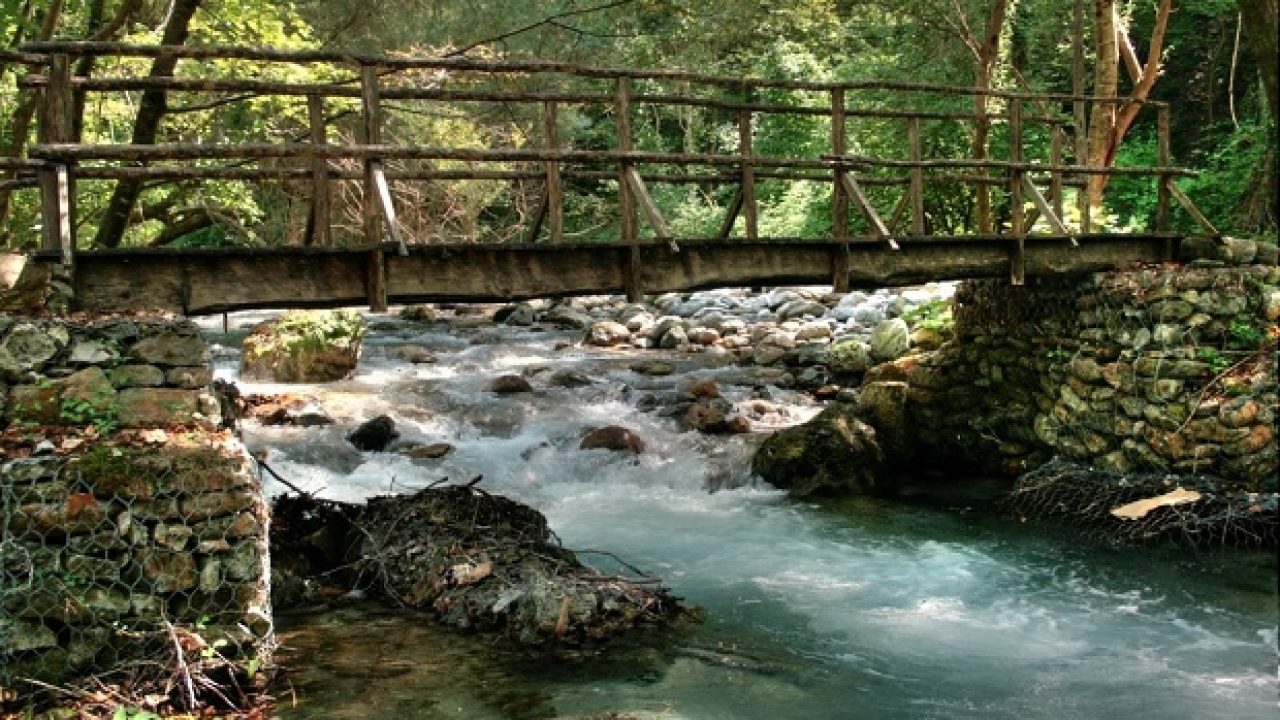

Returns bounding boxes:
[889,263,1278,489]
[1,316,271,689]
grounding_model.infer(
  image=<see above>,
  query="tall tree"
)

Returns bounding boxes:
[93,0,202,248]
[1236,0,1277,125]
[1085,0,1172,206]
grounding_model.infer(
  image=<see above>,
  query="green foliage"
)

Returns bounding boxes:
[1196,346,1230,374]
[247,309,365,359]
[902,299,955,335]
[1226,316,1267,350]
[58,395,120,435]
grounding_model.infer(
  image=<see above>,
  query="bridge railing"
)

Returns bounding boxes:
[13,41,1216,304]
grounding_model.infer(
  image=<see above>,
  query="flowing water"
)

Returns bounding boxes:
[200,308,1277,720]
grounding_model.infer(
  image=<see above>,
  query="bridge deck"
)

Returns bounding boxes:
[56,234,1176,315]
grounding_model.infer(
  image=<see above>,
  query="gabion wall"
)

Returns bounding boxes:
[1,317,271,695]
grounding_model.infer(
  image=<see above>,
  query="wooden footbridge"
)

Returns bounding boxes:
[6,42,1219,315]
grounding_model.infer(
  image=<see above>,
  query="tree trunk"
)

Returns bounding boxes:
[1237,0,1278,126]
[971,0,1010,234]
[1086,0,1171,208]
[93,0,203,249]
[1086,0,1119,207]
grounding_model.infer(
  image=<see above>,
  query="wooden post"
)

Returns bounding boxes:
[830,88,850,292]
[1156,104,1172,257]
[907,115,925,235]
[544,100,564,243]
[360,63,387,311]
[1049,124,1064,221]
[1072,0,1091,234]
[306,94,331,247]
[617,77,641,302]
[1008,98,1025,285]
[39,54,76,262]
[738,108,758,240]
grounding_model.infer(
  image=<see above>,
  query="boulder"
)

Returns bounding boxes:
[488,374,533,394]
[585,321,631,347]
[751,403,884,496]
[869,318,911,361]
[496,303,536,326]
[347,415,399,452]
[580,425,647,454]
[400,442,455,460]
[683,398,750,434]
[400,305,437,322]
[241,310,364,383]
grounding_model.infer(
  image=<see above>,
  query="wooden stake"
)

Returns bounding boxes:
[717,187,744,240]
[1072,0,1091,234]
[617,77,641,302]
[1022,175,1073,241]
[306,94,330,247]
[839,171,898,250]
[830,88,850,292]
[1167,179,1220,238]
[1009,98,1025,285]
[738,108,758,239]
[544,100,564,243]
[371,162,407,255]
[360,64,383,253]
[624,167,677,251]
[1156,104,1172,259]
[907,115,925,235]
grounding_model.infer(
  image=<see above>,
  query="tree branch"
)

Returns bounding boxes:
[444,0,637,58]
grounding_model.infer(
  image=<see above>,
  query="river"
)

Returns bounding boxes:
[199,304,1277,720]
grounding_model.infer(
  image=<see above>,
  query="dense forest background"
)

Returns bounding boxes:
[0,0,1275,250]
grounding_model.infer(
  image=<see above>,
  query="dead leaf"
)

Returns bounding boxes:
[450,561,493,586]
[1110,487,1202,520]
[66,492,97,519]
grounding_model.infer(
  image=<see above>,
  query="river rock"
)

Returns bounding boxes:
[400,305,437,322]
[241,310,363,383]
[400,442,455,460]
[580,425,647,454]
[683,398,749,434]
[869,318,911,361]
[347,415,400,452]
[826,339,873,375]
[497,303,536,326]
[489,374,534,394]
[585,321,631,347]
[547,369,594,388]
[751,402,884,496]
[0,322,61,381]
[660,325,689,349]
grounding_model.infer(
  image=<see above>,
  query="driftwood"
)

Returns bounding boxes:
[270,486,690,647]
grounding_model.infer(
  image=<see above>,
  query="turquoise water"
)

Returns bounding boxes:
[202,311,1278,720]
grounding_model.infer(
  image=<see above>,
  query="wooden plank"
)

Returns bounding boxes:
[371,162,408,255]
[60,237,1176,315]
[839,171,899,250]
[616,77,641,302]
[306,93,330,247]
[717,187,744,240]
[624,166,678,251]
[544,100,564,243]
[907,115,925,235]
[54,164,74,266]
[1166,179,1221,239]
[738,109,758,239]
[1022,175,1073,241]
